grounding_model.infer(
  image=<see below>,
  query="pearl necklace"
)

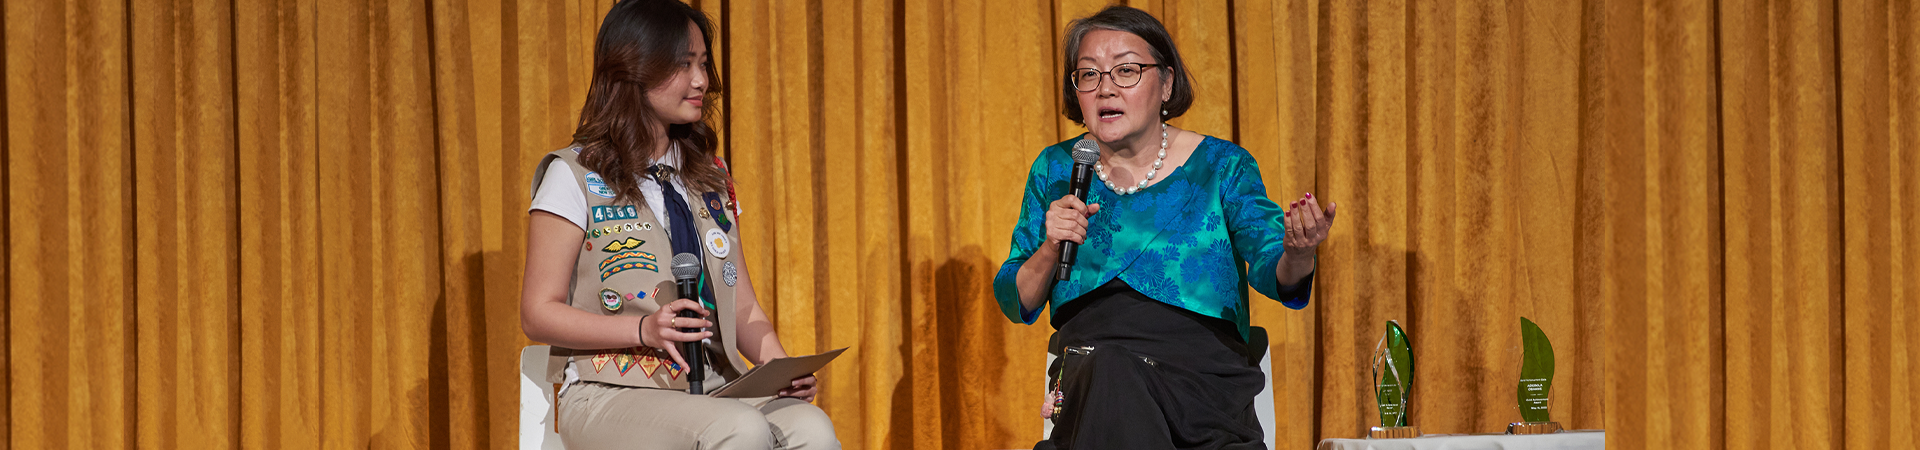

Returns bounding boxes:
[1094,123,1169,195]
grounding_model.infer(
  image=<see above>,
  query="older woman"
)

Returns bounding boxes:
[992,6,1336,450]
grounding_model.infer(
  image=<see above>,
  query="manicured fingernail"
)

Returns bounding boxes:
[1307,193,1313,199]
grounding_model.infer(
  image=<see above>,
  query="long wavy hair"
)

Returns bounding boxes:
[573,0,729,205]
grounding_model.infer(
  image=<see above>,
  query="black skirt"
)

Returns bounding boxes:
[1039,279,1267,450]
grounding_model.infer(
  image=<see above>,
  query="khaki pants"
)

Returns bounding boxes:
[558,381,840,450]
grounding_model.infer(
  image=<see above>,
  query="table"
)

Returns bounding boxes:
[1316,431,1605,450]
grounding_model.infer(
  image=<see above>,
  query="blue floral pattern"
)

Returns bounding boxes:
[992,134,1312,339]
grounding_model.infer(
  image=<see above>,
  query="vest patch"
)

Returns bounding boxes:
[601,237,646,253]
[584,172,615,198]
[704,228,732,258]
[591,205,640,223]
[614,353,638,376]
[703,192,733,232]
[599,251,658,271]
[599,288,623,311]
[591,353,613,373]
[601,260,661,280]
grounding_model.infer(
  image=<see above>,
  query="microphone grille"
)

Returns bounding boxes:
[1070,139,1100,164]
[671,253,703,280]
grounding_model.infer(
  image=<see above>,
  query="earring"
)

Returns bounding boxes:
[1162,109,1168,116]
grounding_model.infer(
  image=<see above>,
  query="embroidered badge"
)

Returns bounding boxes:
[584,172,615,198]
[600,288,622,311]
[638,354,664,378]
[662,358,685,380]
[614,353,638,376]
[591,205,640,223]
[703,228,731,259]
[598,251,658,271]
[721,261,738,287]
[600,261,661,280]
[703,192,732,232]
[602,237,645,252]
[591,353,613,373]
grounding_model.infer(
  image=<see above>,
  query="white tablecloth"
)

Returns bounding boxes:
[1316,431,1605,450]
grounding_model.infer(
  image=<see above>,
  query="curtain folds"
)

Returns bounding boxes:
[5,1,1913,449]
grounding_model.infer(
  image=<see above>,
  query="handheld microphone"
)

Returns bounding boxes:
[1056,139,1101,281]
[670,253,706,394]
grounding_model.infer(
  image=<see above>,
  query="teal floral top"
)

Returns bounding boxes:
[993,134,1312,339]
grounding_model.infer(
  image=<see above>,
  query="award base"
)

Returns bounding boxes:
[1368,426,1421,439]
[1505,422,1562,435]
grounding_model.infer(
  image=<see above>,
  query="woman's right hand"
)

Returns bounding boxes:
[640,299,714,370]
[1043,195,1101,251]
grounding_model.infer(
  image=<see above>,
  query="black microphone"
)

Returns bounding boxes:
[671,253,706,395]
[1056,139,1101,281]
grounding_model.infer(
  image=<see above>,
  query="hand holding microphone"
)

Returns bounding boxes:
[1051,139,1103,280]
[669,253,709,394]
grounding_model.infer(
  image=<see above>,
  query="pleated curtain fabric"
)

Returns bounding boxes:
[4,1,1916,449]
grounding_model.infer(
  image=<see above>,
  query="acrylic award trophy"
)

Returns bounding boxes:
[1507,317,1563,434]
[1368,320,1419,439]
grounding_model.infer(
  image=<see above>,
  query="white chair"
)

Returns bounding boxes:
[520,345,566,450]
[1041,327,1276,449]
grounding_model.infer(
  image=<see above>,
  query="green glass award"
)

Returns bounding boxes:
[1368,320,1419,439]
[1508,317,1563,434]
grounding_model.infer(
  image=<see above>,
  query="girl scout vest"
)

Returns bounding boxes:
[532,147,751,390]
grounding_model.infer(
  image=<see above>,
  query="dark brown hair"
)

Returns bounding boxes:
[1060,6,1195,126]
[573,0,730,205]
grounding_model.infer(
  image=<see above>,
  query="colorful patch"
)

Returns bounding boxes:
[598,251,658,270]
[600,260,661,280]
[663,358,685,380]
[591,353,613,373]
[614,353,638,376]
[584,172,615,198]
[587,222,654,239]
[591,205,641,223]
[704,228,731,258]
[721,261,738,287]
[602,237,645,252]
[600,288,622,311]
[638,354,664,378]
[703,192,733,232]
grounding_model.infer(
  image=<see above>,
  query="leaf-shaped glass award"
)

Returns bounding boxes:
[1509,317,1562,434]
[1368,321,1418,438]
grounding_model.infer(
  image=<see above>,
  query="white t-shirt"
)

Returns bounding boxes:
[529,145,707,234]
[528,145,736,395]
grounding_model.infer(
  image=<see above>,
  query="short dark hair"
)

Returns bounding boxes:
[1060,6,1194,126]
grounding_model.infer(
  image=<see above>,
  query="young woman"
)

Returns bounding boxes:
[519,1,837,448]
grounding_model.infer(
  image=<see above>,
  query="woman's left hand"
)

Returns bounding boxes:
[778,374,819,403]
[1282,193,1337,256]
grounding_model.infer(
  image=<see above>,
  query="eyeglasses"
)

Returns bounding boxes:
[1070,63,1166,92]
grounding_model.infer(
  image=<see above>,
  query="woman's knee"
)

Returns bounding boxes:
[698,400,776,447]
[762,399,840,450]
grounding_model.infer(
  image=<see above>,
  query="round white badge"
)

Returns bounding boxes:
[599,288,622,311]
[704,228,731,259]
[584,172,615,198]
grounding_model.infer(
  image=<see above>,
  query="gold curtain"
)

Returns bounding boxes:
[4,1,1914,449]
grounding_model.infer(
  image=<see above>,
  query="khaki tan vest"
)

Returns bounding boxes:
[532,147,750,390]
